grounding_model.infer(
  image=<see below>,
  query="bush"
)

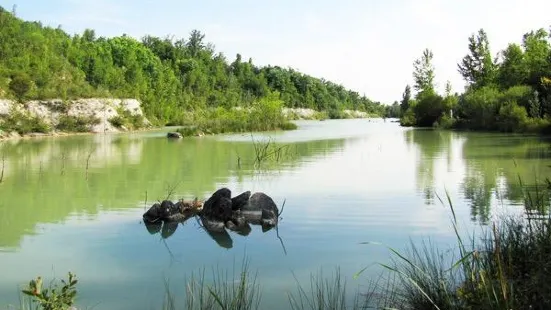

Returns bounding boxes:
[496,100,529,132]
[500,85,533,116]
[438,113,455,129]
[456,86,501,130]
[400,108,416,127]
[0,109,50,134]
[22,272,78,310]
[327,108,349,119]
[176,92,297,137]
[413,91,446,127]
[8,72,32,102]
[108,108,145,130]
[55,115,100,132]
[108,115,124,128]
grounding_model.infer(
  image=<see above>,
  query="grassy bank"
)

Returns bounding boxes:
[175,94,297,137]
[366,187,551,310]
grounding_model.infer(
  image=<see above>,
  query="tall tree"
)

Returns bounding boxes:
[458,29,496,88]
[400,84,411,113]
[522,28,550,85]
[522,28,551,117]
[187,29,205,58]
[413,48,435,96]
[497,43,528,88]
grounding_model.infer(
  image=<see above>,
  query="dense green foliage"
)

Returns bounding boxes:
[0,6,384,128]
[176,92,297,136]
[400,27,551,133]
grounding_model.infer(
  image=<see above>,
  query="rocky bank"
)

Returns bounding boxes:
[0,98,150,139]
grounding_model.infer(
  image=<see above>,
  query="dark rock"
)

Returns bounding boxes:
[167,213,193,222]
[225,213,252,236]
[142,188,280,248]
[144,221,162,234]
[200,216,233,248]
[159,200,178,219]
[167,132,182,139]
[241,211,262,225]
[234,223,252,236]
[200,216,226,233]
[231,191,251,210]
[261,224,275,233]
[161,221,179,239]
[261,206,278,228]
[205,229,233,249]
[143,203,162,223]
[247,192,279,228]
[202,188,233,221]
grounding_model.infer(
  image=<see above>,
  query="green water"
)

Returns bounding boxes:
[0,119,550,309]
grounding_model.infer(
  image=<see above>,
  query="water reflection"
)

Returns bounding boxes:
[406,129,551,223]
[405,129,457,204]
[0,131,342,249]
[461,134,551,219]
[143,213,277,250]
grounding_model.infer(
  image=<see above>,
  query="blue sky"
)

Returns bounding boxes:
[1,0,550,103]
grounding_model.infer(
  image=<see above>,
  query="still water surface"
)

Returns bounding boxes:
[1,119,550,309]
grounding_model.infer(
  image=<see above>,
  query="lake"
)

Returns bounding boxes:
[1,119,550,309]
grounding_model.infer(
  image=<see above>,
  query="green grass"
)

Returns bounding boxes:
[163,259,262,310]
[287,268,371,310]
[364,179,551,310]
[176,95,297,137]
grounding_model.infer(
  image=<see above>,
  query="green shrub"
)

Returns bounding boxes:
[413,91,446,127]
[456,86,501,130]
[22,272,78,310]
[497,100,528,132]
[327,108,348,119]
[0,109,50,134]
[437,113,455,129]
[500,85,533,116]
[176,92,297,137]
[313,111,329,120]
[9,72,32,102]
[108,107,145,130]
[55,115,100,132]
[108,115,124,128]
[280,122,298,130]
[400,108,416,127]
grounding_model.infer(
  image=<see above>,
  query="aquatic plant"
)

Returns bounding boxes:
[21,272,78,310]
[363,179,551,310]
[287,268,371,310]
[162,259,262,310]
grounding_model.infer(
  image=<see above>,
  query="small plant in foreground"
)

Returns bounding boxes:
[287,268,370,310]
[21,272,78,310]
[162,259,261,310]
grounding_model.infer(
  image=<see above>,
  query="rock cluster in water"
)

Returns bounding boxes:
[142,188,280,247]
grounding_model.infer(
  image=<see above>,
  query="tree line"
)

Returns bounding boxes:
[0,6,386,126]
[398,27,551,133]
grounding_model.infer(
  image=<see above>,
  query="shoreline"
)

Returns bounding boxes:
[0,107,383,141]
[0,126,161,141]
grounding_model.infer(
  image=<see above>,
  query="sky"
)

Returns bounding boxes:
[1,0,550,104]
